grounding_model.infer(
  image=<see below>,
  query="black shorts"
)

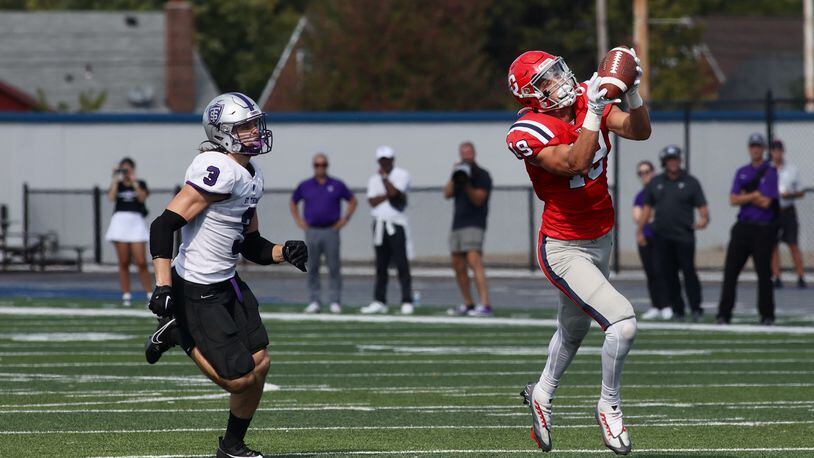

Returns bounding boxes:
[171,269,269,380]
[777,206,799,245]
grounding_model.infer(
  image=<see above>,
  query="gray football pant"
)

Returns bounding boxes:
[306,227,342,304]
[536,232,637,405]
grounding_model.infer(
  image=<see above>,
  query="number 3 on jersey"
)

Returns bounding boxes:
[569,134,610,189]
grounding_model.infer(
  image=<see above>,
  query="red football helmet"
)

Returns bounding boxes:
[508,51,579,112]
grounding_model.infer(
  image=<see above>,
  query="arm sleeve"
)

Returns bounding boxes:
[149,209,187,259]
[240,231,277,265]
[185,153,236,197]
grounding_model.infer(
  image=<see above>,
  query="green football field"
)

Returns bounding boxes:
[1,298,813,457]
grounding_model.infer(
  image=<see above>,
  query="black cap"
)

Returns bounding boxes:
[770,139,784,150]
[748,132,766,146]
[659,144,682,161]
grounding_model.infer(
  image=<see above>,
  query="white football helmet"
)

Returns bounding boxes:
[202,92,272,155]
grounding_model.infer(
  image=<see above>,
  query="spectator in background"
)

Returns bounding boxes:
[770,139,807,288]
[360,146,414,315]
[105,157,151,306]
[290,153,357,314]
[632,160,668,320]
[637,146,709,321]
[717,133,778,325]
[444,142,493,317]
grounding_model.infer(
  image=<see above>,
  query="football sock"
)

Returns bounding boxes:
[538,324,588,402]
[223,411,252,448]
[600,317,637,406]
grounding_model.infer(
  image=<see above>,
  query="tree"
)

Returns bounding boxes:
[301,0,502,110]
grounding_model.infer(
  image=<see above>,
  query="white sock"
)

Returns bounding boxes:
[600,317,637,406]
[538,325,588,403]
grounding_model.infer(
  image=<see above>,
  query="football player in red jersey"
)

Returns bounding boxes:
[509,51,651,455]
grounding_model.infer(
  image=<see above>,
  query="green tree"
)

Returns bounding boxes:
[301,0,502,110]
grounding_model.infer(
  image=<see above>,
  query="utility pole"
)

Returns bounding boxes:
[596,0,609,66]
[805,0,813,111]
[633,0,650,100]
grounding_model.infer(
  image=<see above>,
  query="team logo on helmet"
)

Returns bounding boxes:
[207,102,224,125]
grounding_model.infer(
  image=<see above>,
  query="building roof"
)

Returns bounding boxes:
[0,11,219,112]
[701,16,803,100]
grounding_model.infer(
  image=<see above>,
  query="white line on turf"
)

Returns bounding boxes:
[4,420,814,435]
[1,306,812,334]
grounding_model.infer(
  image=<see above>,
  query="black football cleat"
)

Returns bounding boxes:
[145,317,177,364]
[217,436,264,458]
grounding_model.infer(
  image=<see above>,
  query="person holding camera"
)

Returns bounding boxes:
[105,157,152,306]
[444,142,493,317]
[716,133,779,325]
[636,146,709,322]
[360,146,414,315]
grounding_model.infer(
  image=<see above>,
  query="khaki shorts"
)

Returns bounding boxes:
[537,231,634,330]
[449,227,485,253]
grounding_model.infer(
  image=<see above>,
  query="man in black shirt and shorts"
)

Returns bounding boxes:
[636,145,709,321]
[444,141,493,316]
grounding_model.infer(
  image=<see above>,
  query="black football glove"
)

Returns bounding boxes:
[283,240,308,272]
[149,285,174,317]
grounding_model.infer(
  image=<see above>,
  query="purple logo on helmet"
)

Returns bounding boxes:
[207,102,224,125]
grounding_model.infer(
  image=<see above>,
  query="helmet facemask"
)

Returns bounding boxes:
[527,58,578,112]
[217,115,273,156]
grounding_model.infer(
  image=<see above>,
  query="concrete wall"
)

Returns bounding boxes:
[3,113,813,267]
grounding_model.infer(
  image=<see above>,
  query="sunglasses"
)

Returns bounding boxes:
[637,169,652,176]
[313,162,328,168]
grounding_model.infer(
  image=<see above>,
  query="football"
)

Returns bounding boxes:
[598,46,638,100]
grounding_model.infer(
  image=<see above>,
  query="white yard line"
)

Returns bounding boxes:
[0,306,812,334]
[5,420,814,436]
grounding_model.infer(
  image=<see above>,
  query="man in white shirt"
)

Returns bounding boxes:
[770,139,806,288]
[361,145,414,314]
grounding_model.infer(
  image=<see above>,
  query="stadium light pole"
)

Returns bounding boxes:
[805,0,814,111]
[633,0,649,100]
[596,0,609,66]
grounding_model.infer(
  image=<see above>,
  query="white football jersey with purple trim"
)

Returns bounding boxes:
[173,151,264,284]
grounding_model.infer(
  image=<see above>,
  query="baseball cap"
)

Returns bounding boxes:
[748,133,766,146]
[770,139,784,150]
[659,144,681,160]
[375,145,395,159]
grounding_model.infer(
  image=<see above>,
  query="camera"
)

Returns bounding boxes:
[451,163,471,185]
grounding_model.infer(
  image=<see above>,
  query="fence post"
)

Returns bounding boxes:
[93,186,102,264]
[22,183,29,248]
[765,90,774,147]
[612,134,620,275]
[527,186,536,271]
[683,102,691,173]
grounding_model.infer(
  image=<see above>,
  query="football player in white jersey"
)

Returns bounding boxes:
[144,92,308,458]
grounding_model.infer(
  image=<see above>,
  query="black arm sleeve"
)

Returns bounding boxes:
[241,231,278,265]
[150,209,187,259]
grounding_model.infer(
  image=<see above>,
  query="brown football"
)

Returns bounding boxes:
[598,46,638,99]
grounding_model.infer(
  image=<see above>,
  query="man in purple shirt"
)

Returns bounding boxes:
[290,153,357,314]
[717,133,779,325]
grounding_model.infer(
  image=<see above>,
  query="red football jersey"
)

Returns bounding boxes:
[506,83,614,240]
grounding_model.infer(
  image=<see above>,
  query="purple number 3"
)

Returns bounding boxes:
[203,166,220,186]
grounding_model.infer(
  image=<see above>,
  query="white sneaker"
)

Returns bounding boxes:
[360,301,388,314]
[329,302,342,314]
[122,292,132,307]
[520,382,552,452]
[660,308,674,320]
[596,399,632,455]
[400,303,414,315]
[640,307,660,320]
[467,304,493,317]
[303,302,321,314]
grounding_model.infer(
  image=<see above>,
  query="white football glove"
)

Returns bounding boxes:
[584,73,620,131]
[627,48,644,109]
